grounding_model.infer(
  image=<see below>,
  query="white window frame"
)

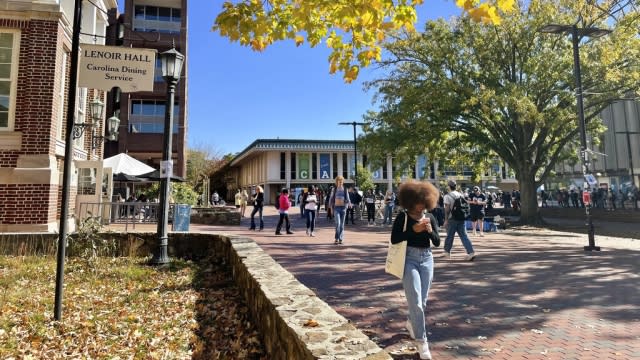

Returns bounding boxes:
[0,29,20,131]
[57,51,67,139]
[73,87,88,147]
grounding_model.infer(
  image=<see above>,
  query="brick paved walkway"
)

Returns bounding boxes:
[121,207,640,359]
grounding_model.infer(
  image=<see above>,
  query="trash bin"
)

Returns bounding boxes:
[172,204,191,231]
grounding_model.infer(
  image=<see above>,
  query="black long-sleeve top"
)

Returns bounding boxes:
[390,211,440,248]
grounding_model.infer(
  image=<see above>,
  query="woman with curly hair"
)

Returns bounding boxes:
[390,180,440,359]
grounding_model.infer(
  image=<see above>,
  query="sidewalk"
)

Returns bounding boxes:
[136,207,640,359]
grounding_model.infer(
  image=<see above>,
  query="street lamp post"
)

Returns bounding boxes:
[151,47,184,265]
[338,121,366,187]
[539,23,611,251]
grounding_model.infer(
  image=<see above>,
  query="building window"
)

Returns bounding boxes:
[129,100,179,133]
[134,5,181,34]
[74,87,88,148]
[290,153,297,180]
[312,153,317,179]
[0,31,19,130]
[77,168,97,195]
[332,153,338,178]
[342,153,348,178]
[280,152,286,180]
[57,51,67,139]
[154,57,163,82]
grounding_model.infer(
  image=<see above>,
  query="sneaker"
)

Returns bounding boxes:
[310,232,315,237]
[479,233,485,237]
[472,230,477,236]
[338,240,343,244]
[405,319,415,339]
[275,232,282,235]
[416,339,432,360]
[306,229,309,235]
[286,231,294,235]
[334,240,339,245]
[444,251,451,259]
[465,252,476,261]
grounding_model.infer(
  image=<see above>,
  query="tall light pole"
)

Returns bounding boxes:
[539,23,611,251]
[151,47,184,265]
[338,121,366,187]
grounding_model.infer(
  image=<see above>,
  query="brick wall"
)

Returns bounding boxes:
[0,17,65,227]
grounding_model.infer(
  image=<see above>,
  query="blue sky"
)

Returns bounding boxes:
[128,1,463,155]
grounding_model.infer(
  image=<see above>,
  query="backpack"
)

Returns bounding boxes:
[450,194,470,221]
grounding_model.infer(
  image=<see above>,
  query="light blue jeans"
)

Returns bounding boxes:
[403,246,434,341]
[444,219,475,254]
[384,204,394,225]
[333,207,346,241]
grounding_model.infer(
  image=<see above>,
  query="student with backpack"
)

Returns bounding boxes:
[443,180,476,261]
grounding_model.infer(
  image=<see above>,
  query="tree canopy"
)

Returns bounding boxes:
[213,0,516,82]
[359,0,640,223]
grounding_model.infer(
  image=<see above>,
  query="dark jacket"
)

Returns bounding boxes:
[390,211,440,248]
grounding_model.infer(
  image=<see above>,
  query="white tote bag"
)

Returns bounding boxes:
[385,212,408,279]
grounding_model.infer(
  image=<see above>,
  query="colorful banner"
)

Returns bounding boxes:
[298,153,310,179]
[350,154,356,178]
[320,154,331,179]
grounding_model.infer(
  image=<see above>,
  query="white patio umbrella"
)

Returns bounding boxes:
[103,153,155,176]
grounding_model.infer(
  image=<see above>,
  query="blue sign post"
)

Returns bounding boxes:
[172,204,191,231]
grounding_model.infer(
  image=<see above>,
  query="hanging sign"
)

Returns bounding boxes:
[79,44,156,92]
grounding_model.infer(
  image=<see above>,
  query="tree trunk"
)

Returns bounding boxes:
[517,169,542,225]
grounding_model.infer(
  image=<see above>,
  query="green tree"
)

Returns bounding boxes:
[355,164,375,191]
[212,0,515,82]
[360,0,640,224]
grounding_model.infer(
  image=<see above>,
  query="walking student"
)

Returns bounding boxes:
[443,180,476,261]
[364,189,376,225]
[304,185,319,236]
[275,188,294,235]
[469,186,486,236]
[249,186,264,231]
[390,180,440,360]
[383,189,396,225]
[328,176,351,244]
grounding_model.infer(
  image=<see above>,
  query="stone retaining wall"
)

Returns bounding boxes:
[190,206,241,225]
[0,232,390,360]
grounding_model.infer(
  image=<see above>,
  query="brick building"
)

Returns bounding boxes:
[104,0,188,179]
[0,0,117,232]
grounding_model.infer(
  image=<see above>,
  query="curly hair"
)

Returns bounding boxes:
[397,180,439,211]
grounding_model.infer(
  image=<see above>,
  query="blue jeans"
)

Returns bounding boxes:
[403,246,434,341]
[249,206,263,230]
[384,205,394,224]
[333,207,346,241]
[305,209,316,232]
[444,219,475,254]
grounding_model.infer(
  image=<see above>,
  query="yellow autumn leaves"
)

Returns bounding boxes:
[213,0,515,82]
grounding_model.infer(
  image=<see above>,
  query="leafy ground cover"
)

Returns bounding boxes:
[0,255,267,359]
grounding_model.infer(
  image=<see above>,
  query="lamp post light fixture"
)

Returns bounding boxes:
[539,23,611,251]
[338,121,367,187]
[151,47,184,266]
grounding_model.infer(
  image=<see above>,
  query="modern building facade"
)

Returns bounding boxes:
[549,100,640,193]
[226,139,518,204]
[0,0,117,232]
[104,0,188,178]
